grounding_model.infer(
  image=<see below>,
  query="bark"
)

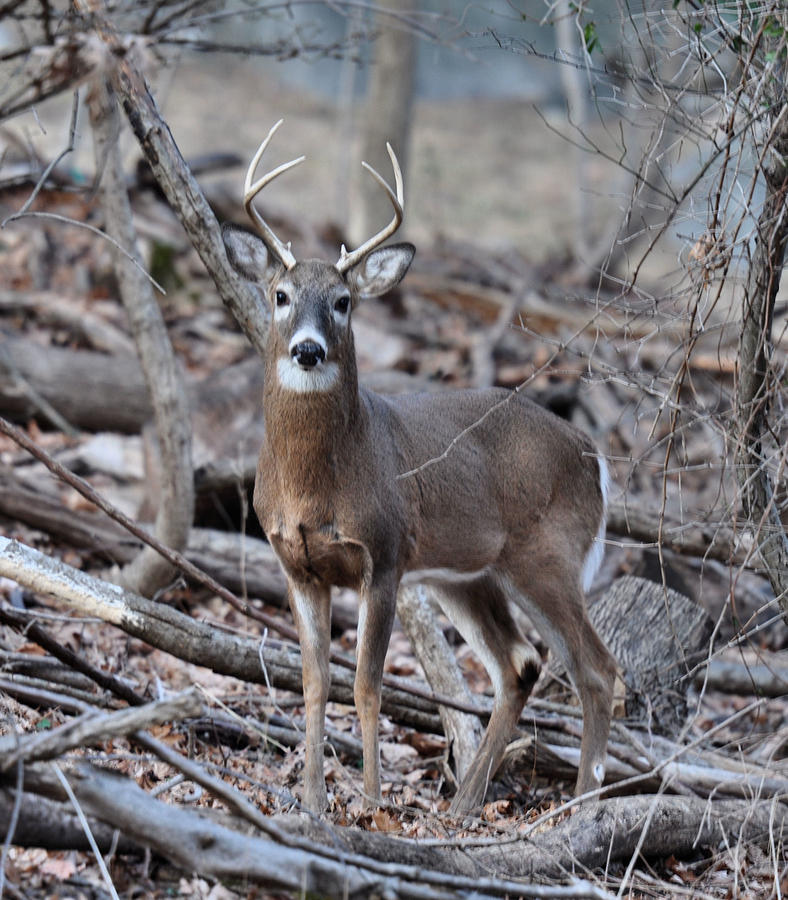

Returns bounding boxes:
[348,0,417,247]
[87,76,194,597]
[734,99,788,621]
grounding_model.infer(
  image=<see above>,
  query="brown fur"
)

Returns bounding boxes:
[224,223,616,815]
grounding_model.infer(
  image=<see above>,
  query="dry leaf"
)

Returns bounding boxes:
[371,808,401,833]
[402,731,446,756]
[380,741,418,766]
[40,853,77,880]
[16,642,47,656]
[482,798,513,821]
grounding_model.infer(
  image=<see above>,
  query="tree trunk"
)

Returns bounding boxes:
[87,77,194,597]
[348,1,417,247]
[735,95,788,622]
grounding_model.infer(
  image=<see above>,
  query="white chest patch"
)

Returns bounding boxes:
[276,357,339,393]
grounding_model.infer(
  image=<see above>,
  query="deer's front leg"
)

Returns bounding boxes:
[289,581,331,814]
[354,572,398,807]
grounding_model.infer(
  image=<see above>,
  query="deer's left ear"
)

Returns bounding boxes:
[348,243,415,298]
[222,223,283,283]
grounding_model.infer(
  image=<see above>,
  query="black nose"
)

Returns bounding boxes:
[291,341,326,368]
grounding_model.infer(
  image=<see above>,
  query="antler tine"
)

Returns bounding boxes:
[243,119,304,270]
[336,143,404,274]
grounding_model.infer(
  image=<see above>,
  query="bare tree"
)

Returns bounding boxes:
[507,1,788,621]
[348,0,418,247]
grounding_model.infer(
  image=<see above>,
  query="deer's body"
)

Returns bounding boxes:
[259,382,603,592]
[224,123,616,815]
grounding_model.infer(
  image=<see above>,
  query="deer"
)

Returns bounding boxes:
[222,120,617,816]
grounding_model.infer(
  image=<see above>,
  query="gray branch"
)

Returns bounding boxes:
[87,76,194,597]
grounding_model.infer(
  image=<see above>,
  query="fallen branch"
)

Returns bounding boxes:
[0,603,146,706]
[0,787,139,854]
[0,475,287,602]
[0,537,441,733]
[0,688,202,772]
[275,793,788,882]
[4,536,787,803]
[606,499,747,566]
[12,759,612,899]
[0,289,134,356]
[0,338,149,433]
[397,584,483,782]
[699,657,788,698]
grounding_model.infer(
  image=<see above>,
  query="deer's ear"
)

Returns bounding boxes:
[348,243,415,298]
[223,224,280,282]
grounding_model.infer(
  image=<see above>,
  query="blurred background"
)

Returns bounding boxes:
[1,1,672,268]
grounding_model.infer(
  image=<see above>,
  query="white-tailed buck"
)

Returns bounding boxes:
[223,121,616,815]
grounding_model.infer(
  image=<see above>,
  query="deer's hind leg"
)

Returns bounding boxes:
[507,553,616,798]
[428,572,541,816]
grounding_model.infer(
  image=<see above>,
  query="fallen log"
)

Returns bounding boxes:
[0,337,150,432]
[0,689,202,772]
[588,575,713,736]
[606,499,747,566]
[0,786,140,854]
[6,759,786,895]
[0,475,287,601]
[699,655,788,698]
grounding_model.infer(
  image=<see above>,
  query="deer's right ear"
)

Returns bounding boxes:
[222,224,275,281]
[348,242,415,299]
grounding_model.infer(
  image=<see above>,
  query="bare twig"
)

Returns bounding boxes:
[0,604,146,706]
[52,763,120,900]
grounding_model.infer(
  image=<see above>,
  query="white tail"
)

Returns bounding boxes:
[223,124,616,815]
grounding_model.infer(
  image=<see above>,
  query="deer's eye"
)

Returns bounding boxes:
[334,295,350,314]
[275,290,289,307]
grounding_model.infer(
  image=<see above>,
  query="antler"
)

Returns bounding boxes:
[335,143,404,274]
[244,119,304,270]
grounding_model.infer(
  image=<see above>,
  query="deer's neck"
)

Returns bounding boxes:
[262,356,364,494]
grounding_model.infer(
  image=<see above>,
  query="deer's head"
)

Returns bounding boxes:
[222,121,414,394]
